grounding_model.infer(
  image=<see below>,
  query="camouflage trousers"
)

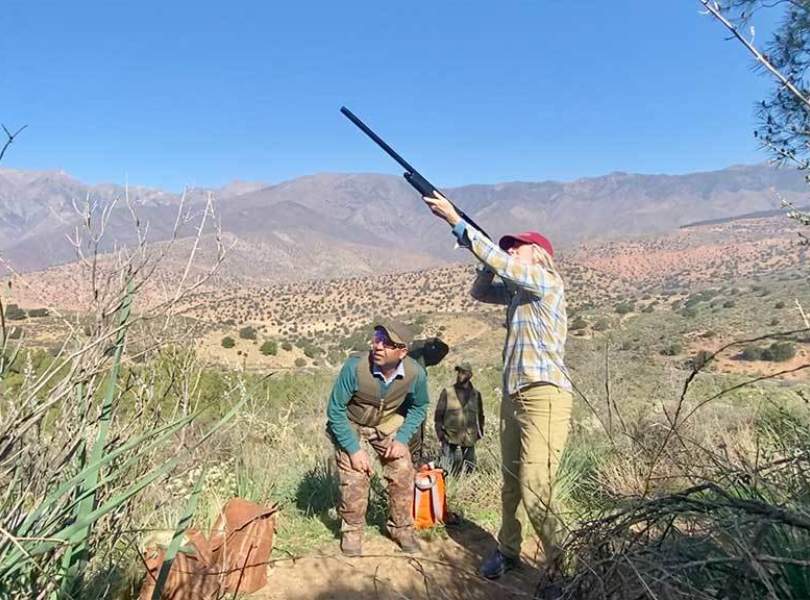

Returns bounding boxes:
[334,425,415,535]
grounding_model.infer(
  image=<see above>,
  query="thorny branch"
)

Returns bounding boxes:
[0,124,27,163]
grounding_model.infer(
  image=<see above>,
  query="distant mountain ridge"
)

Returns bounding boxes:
[0,163,805,280]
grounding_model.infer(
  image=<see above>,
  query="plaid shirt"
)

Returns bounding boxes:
[452,221,571,395]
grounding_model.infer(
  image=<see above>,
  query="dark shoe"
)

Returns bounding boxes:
[340,531,363,556]
[392,529,420,553]
[479,549,519,579]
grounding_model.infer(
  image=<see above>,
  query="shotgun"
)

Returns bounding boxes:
[340,106,490,240]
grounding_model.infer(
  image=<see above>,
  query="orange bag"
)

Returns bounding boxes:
[413,463,448,529]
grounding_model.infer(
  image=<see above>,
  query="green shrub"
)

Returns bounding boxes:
[774,301,786,309]
[742,342,797,362]
[660,343,682,356]
[294,357,307,367]
[614,302,634,315]
[770,341,796,362]
[221,336,236,349]
[260,340,277,356]
[4,304,26,320]
[570,317,588,331]
[27,308,49,318]
[281,341,293,351]
[690,350,712,370]
[239,326,257,340]
[592,318,610,332]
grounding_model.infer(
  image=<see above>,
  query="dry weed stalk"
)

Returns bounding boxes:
[0,182,233,598]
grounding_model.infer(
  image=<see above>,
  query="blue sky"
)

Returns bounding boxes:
[1,1,782,191]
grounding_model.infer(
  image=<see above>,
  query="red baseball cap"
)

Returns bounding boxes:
[498,231,554,257]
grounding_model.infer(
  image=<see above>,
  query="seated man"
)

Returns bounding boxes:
[326,318,429,556]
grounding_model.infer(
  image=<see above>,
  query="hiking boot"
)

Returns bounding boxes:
[340,531,363,556]
[479,549,520,579]
[391,529,420,553]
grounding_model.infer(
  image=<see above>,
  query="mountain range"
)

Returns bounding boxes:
[0,163,806,281]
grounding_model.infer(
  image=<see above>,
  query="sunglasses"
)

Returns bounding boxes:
[372,329,406,350]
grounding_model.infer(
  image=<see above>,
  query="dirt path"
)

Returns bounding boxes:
[258,522,542,599]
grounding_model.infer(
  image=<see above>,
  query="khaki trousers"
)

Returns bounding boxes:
[497,383,572,562]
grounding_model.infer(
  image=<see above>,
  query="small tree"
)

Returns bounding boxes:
[570,316,588,331]
[660,343,683,356]
[615,302,634,315]
[260,340,277,356]
[740,346,763,361]
[239,326,257,340]
[221,336,236,349]
[770,341,796,362]
[5,304,26,321]
[592,318,610,332]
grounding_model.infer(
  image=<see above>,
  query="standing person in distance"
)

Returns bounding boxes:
[434,361,485,475]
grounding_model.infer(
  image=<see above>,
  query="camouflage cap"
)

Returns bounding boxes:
[455,361,473,373]
[374,318,415,346]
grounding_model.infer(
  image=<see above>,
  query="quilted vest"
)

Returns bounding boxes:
[441,385,482,447]
[346,353,419,436]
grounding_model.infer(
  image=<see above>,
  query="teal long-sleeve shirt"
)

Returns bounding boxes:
[326,354,430,454]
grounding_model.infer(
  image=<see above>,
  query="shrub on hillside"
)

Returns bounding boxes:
[741,345,763,361]
[740,342,796,362]
[660,342,682,356]
[770,341,796,362]
[592,318,610,332]
[281,341,293,351]
[27,308,49,318]
[569,316,588,331]
[294,357,307,367]
[239,326,257,340]
[4,304,26,321]
[221,336,235,349]
[614,302,634,315]
[260,340,277,356]
[690,350,713,370]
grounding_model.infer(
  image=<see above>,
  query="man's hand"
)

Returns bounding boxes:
[422,192,462,227]
[383,440,410,460]
[349,449,373,474]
